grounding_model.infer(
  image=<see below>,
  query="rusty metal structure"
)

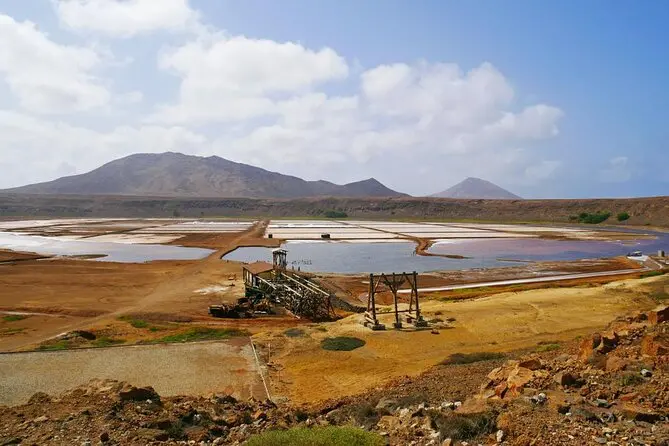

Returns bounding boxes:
[238,248,336,320]
[364,271,427,330]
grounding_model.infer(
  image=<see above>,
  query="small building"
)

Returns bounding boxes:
[242,261,274,289]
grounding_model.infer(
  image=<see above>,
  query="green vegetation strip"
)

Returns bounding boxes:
[246,426,384,446]
[441,352,506,365]
[320,336,366,351]
[149,327,249,344]
[2,314,27,322]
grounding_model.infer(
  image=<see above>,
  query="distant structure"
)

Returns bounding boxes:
[364,271,427,330]
[239,249,336,320]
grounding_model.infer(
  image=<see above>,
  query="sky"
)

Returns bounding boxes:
[0,1,668,198]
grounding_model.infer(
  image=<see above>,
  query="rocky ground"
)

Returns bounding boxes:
[1,306,667,446]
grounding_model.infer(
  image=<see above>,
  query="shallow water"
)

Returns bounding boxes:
[0,232,213,263]
[223,242,520,274]
[223,233,669,274]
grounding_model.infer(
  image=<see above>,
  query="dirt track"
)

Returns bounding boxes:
[0,338,266,405]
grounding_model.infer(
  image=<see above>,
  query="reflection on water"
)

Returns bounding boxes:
[224,233,669,274]
[0,232,213,263]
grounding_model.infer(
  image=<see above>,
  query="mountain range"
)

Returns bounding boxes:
[4,152,522,200]
[4,152,403,199]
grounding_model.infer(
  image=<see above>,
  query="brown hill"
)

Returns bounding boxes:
[3,152,404,199]
[1,194,668,227]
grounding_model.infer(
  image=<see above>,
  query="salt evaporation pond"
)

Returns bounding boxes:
[223,232,669,274]
[0,232,213,263]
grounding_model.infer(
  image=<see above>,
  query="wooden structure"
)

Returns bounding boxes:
[241,250,336,320]
[364,271,426,330]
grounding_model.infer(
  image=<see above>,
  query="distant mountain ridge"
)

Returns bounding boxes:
[4,152,405,199]
[431,177,522,200]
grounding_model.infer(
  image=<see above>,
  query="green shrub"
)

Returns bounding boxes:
[92,337,125,348]
[118,316,150,329]
[640,270,667,279]
[2,315,27,322]
[620,373,644,386]
[38,340,71,351]
[320,336,366,351]
[536,343,561,352]
[246,426,385,446]
[323,210,348,219]
[577,212,611,224]
[617,212,630,222]
[151,327,249,343]
[429,411,497,441]
[441,352,505,365]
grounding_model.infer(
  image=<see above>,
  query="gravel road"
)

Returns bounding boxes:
[0,338,266,406]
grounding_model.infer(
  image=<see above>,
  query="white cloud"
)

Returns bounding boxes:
[0,110,206,188]
[53,0,201,37]
[525,160,563,180]
[151,34,349,123]
[599,156,632,183]
[0,4,566,194]
[209,60,563,178]
[0,14,110,114]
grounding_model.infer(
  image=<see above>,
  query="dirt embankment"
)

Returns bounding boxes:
[1,194,668,227]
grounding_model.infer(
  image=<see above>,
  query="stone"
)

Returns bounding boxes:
[596,331,619,354]
[133,428,169,442]
[572,407,599,422]
[442,439,452,446]
[620,404,662,423]
[377,416,401,432]
[506,366,534,394]
[33,416,49,423]
[100,432,110,443]
[594,437,607,444]
[518,358,543,371]
[375,398,399,412]
[605,356,628,372]
[118,385,160,403]
[554,371,579,387]
[496,429,505,443]
[640,369,653,378]
[647,305,669,325]
[494,381,508,399]
[594,399,611,408]
[0,438,22,446]
[640,334,669,357]
[620,392,638,402]
[579,333,602,361]
[530,393,547,405]
[455,398,488,415]
[252,410,267,422]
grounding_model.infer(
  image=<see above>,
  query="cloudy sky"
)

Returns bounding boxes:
[1,1,667,198]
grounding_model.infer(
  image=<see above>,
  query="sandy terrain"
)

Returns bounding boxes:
[257,275,666,404]
[0,337,266,405]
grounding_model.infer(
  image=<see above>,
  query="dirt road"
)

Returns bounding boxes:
[397,267,649,294]
[0,338,266,405]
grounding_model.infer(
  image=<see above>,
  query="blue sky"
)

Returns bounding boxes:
[0,1,667,198]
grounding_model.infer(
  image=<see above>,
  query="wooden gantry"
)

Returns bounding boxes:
[364,271,427,330]
[241,249,336,321]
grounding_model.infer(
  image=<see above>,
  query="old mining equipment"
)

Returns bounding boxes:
[210,249,336,320]
[363,271,427,330]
